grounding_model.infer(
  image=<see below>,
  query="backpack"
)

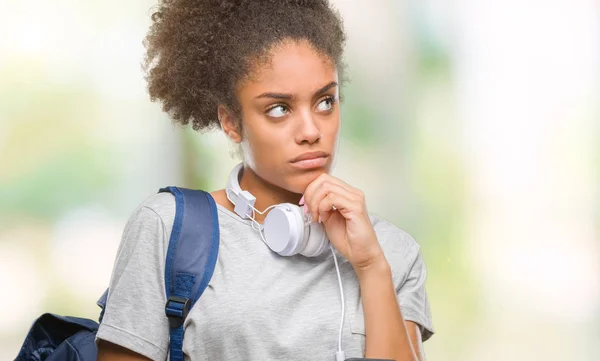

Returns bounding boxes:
[15,187,220,361]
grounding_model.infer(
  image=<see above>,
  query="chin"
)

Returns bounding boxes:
[286,168,330,193]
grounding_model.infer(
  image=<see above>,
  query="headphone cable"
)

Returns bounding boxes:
[330,244,346,361]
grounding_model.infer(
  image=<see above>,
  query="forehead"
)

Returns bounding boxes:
[240,40,338,95]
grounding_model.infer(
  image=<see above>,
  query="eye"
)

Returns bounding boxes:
[266,104,289,118]
[316,96,336,112]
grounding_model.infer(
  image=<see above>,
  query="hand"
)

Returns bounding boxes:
[301,173,386,272]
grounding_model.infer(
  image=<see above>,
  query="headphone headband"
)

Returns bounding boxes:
[226,163,256,219]
[226,162,244,195]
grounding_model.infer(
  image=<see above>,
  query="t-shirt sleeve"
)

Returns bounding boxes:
[376,219,435,342]
[395,241,435,342]
[95,204,170,361]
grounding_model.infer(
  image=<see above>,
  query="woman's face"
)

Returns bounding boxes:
[227,39,341,194]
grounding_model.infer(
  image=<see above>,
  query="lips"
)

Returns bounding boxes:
[289,151,330,170]
[290,151,330,163]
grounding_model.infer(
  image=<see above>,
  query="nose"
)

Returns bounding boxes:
[294,109,321,144]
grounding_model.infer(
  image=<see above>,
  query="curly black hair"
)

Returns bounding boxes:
[143,0,347,132]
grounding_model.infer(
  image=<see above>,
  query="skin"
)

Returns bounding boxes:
[98,39,424,361]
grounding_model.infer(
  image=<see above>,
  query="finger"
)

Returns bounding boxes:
[309,181,354,222]
[318,192,360,223]
[302,173,358,214]
[302,173,356,206]
[326,176,358,194]
[301,173,329,206]
[301,173,331,220]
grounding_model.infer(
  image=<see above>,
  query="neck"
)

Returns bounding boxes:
[238,165,301,223]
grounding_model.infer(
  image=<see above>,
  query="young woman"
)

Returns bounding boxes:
[96,1,434,360]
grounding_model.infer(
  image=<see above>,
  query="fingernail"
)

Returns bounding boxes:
[299,195,305,205]
[318,215,322,223]
[303,204,308,214]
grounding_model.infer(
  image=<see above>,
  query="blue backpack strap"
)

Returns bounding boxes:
[158,186,220,361]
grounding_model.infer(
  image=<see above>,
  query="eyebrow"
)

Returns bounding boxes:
[254,81,338,100]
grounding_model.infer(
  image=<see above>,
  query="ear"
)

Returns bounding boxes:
[218,105,242,143]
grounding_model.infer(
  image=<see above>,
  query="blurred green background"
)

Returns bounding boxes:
[1,0,599,360]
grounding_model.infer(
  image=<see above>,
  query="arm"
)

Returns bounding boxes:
[95,198,174,361]
[357,258,423,361]
[302,174,430,361]
[406,321,424,360]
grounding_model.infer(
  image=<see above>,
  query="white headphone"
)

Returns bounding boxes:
[225,163,330,257]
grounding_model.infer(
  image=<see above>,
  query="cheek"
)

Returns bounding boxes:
[317,114,341,150]
[240,117,285,162]
[326,116,341,137]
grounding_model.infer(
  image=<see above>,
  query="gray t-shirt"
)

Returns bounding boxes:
[96,192,434,360]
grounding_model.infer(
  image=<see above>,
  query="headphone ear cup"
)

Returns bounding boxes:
[263,204,305,256]
[300,222,330,257]
[290,204,310,255]
[263,203,328,257]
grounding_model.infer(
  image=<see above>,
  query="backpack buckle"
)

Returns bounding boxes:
[165,296,191,328]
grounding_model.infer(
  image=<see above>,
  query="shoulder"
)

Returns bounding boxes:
[139,191,176,215]
[368,213,423,278]
[369,213,420,254]
[121,192,176,237]
[134,192,177,230]
[116,192,177,252]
